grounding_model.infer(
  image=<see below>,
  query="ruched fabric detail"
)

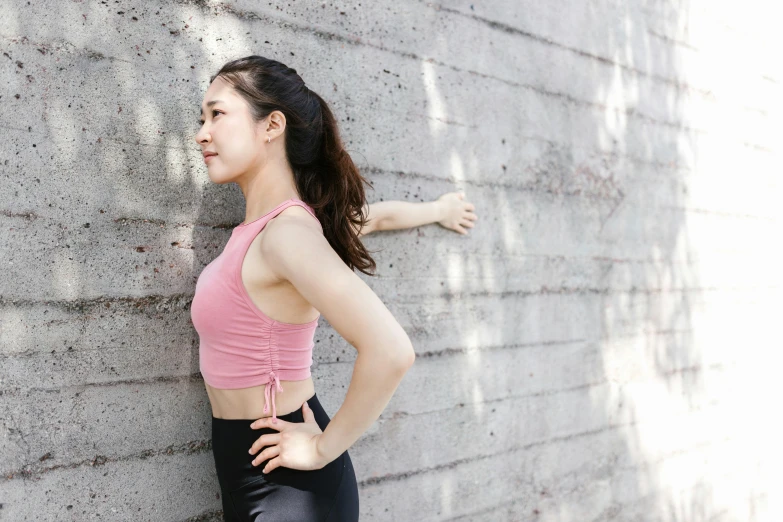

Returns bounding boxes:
[263,371,283,422]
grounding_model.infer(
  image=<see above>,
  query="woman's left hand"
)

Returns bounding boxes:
[248,401,329,473]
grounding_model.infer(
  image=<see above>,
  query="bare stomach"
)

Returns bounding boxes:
[205,377,316,420]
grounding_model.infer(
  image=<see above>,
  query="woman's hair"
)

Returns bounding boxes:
[210,55,377,276]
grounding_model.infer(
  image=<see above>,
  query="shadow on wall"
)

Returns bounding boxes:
[0,0,778,520]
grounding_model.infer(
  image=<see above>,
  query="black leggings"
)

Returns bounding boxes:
[211,393,359,521]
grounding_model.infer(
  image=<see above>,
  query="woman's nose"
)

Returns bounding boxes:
[195,129,209,144]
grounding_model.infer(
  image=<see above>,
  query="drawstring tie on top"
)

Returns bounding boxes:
[263,370,284,423]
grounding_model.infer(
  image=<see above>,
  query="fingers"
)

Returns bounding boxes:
[262,456,282,474]
[249,433,282,455]
[302,401,316,422]
[250,417,287,430]
[252,445,281,468]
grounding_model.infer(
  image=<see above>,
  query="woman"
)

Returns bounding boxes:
[190,55,476,521]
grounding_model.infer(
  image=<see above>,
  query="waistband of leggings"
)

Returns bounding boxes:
[211,392,318,424]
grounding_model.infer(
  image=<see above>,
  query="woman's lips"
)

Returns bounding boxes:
[204,154,217,163]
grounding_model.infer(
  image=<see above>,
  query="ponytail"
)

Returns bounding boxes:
[301,90,378,275]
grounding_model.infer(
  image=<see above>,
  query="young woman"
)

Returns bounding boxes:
[190,55,475,521]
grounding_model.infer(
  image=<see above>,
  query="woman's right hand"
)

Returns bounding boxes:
[436,192,478,235]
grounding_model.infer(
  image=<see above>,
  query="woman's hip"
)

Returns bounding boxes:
[211,392,349,495]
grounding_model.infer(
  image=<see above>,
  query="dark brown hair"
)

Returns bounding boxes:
[210,55,377,276]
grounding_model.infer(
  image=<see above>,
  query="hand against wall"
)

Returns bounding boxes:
[436,192,478,235]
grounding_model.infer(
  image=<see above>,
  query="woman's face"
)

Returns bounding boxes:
[195,76,266,183]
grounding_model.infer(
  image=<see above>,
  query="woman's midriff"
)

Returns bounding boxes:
[205,377,316,420]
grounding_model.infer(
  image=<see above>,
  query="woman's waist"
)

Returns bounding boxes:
[206,377,315,420]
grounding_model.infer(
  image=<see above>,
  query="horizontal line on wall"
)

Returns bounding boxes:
[398,284,781,303]
[378,362,730,420]
[360,409,733,487]
[0,372,203,396]
[442,462,742,521]
[0,435,211,483]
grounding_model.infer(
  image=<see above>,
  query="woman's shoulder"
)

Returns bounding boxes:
[270,203,322,232]
[260,205,324,252]
[258,206,334,280]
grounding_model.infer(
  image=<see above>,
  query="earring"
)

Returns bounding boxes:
[267,136,271,143]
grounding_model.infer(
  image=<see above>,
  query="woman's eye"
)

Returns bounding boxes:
[197,111,221,126]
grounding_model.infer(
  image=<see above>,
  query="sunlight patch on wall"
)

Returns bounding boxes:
[421,61,448,136]
[52,253,79,300]
[132,96,163,148]
[165,135,189,185]
[438,475,454,518]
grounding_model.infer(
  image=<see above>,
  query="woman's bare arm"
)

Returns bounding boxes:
[355,191,478,237]
[260,214,416,463]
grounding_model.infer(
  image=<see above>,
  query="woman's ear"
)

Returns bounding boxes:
[266,110,287,139]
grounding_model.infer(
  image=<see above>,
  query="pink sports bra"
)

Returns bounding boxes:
[191,198,323,422]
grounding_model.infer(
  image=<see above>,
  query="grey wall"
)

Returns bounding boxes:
[1,0,781,521]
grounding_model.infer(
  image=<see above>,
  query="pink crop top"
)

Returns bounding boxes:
[191,199,323,422]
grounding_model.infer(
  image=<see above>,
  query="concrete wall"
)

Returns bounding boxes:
[1,0,781,520]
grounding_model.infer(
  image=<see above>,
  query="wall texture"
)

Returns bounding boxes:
[1,0,781,520]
